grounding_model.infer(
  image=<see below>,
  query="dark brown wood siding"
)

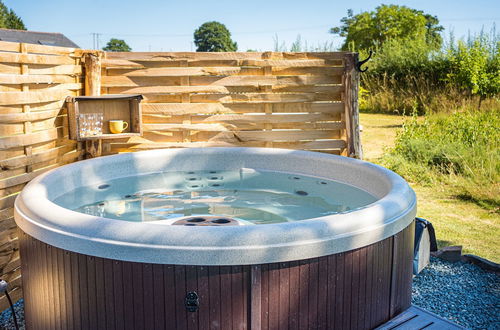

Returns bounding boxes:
[19,221,414,330]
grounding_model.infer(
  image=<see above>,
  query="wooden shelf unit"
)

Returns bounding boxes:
[66,94,143,141]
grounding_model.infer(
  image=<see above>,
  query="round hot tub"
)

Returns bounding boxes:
[15,148,416,330]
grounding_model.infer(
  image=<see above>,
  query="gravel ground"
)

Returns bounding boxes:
[412,257,499,329]
[0,298,24,330]
[0,257,498,329]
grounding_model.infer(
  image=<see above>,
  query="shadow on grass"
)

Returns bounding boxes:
[455,193,500,214]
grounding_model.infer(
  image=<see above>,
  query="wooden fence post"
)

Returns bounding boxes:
[83,51,103,158]
[343,53,362,159]
[84,51,102,97]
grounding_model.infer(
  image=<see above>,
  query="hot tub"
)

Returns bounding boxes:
[15,148,416,329]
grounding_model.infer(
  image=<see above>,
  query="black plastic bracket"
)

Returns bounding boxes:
[185,291,199,312]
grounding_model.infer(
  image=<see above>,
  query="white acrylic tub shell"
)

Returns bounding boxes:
[14,148,417,265]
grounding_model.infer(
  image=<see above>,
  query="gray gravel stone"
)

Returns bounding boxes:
[413,257,500,329]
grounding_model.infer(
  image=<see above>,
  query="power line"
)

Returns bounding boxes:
[71,24,334,39]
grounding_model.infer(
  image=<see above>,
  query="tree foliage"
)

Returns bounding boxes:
[331,5,443,51]
[0,1,26,30]
[102,38,132,52]
[194,21,237,52]
[447,37,500,106]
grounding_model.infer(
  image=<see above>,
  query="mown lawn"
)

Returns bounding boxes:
[360,113,499,262]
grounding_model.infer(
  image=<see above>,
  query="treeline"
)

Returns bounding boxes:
[330,4,499,114]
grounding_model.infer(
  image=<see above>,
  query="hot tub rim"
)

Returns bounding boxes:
[14,147,417,265]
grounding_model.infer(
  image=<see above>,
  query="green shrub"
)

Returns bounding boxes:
[381,109,500,210]
[446,36,500,107]
[361,32,500,114]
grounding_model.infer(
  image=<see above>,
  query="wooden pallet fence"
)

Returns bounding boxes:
[0,44,362,310]
[99,51,360,156]
[0,41,85,310]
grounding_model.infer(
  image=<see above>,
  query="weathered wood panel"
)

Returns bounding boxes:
[0,41,84,310]
[3,45,363,311]
[19,223,414,330]
[100,51,357,155]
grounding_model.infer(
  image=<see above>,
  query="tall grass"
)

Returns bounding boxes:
[381,109,500,211]
[273,34,337,52]
[361,31,500,114]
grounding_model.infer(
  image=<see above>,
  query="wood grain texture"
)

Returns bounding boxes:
[99,51,355,154]
[19,223,414,330]
[0,41,84,311]
[3,44,363,312]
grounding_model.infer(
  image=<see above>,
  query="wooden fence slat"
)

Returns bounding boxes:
[141,102,345,115]
[0,74,78,85]
[0,127,61,149]
[0,88,77,105]
[0,143,77,170]
[0,41,77,55]
[0,109,62,123]
[101,74,341,88]
[104,51,347,61]
[0,52,76,65]
[28,64,82,75]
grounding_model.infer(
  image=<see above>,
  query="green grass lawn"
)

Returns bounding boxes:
[360,113,499,262]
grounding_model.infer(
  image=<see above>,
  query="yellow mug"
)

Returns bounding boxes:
[109,120,128,134]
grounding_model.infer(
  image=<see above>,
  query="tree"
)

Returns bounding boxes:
[331,5,443,51]
[102,38,131,52]
[0,1,26,30]
[194,21,237,52]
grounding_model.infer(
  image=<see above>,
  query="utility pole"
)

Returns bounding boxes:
[91,33,102,50]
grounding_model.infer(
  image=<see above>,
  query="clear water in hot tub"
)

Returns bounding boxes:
[54,168,377,225]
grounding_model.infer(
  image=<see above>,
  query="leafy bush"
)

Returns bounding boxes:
[361,32,500,114]
[381,109,500,210]
[446,36,500,107]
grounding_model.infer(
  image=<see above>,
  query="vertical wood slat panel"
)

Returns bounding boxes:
[152,263,165,330]
[131,262,144,330]
[175,265,188,330]
[113,260,125,330]
[326,255,336,329]
[250,265,262,330]
[103,258,115,330]
[87,256,98,329]
[308,258,319,329]
[57,245,67,329]
[208,266,221,330]
[164,265,177,329]
[143,263,155,330]
[186,265,199,329]
[298,259,310,329]
[334,252,345,329]
[357,246,367,330]
[350,249,360,330]
[278,262,290,330]
[260,263,269,330]
[288,261,300,330]
[219,266,232,330]
[95,257,106,329]
[121,261,135,330]
[19,222,414,330]
[231,266,245,330]
[267,263,280,330]
[317,256,328,330]
[342,250,353,330]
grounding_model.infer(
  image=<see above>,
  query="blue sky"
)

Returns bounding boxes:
[4,0,499,51]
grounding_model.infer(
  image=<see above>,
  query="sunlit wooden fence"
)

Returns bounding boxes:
[0,40,361,308]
